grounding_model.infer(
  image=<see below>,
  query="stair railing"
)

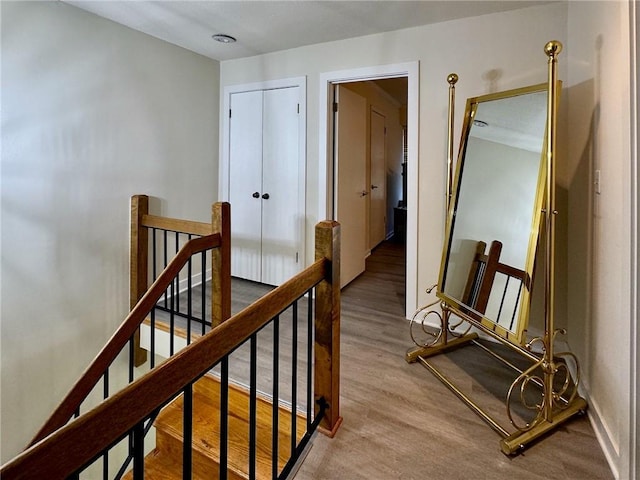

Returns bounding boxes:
[26,197,231,448]
[131,195,231,368]
[1,220,341,479]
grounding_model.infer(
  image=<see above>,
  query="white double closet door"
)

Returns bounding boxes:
[228,86,303,286]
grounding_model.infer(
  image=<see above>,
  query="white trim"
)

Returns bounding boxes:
[220,76,307,273]
[629,1,639,478]
[587,389,622,479]
[318,62,419,317]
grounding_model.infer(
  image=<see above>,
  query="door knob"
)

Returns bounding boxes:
[262,193,270,200]
[360,190,369,197]
[252,192,260,198]
[371,184,379,190]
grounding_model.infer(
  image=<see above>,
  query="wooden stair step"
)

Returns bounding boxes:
[122,449,182,480]
[129,374,307,479]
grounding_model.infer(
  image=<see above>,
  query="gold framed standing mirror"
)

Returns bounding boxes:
[438,83,550,345]
[406,42,587,455]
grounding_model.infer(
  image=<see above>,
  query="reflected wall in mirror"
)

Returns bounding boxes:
[438,83,551,344]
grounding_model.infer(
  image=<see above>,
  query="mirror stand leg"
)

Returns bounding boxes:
[500,396,587,455]
[501,327,588,454]
[405,303,477,363]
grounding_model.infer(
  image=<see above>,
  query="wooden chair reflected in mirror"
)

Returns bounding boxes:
[461,240,531,335]
[406,41,587,455]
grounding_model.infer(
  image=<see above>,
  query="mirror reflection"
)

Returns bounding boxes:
[438,85,548,343]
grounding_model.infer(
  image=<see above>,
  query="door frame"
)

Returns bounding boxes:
[220,76,307,272]
[630,1,639,477]
[318,62,419,317]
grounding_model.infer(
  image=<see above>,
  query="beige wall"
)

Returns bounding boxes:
[220,1,635,477]
[220,2,569,315]
[566,2,635,478]
[1,1,635,476]
[1,1,220,461]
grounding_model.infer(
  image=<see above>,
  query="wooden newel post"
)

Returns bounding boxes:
[212,202,231,328]
[130,195,149,367]
[314,220,343,437]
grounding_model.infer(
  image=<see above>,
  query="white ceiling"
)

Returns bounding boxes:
[471,90,547,152]
[64,1,553,62]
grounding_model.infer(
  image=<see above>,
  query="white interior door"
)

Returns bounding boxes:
[228,85,305,286]
[229,90,263,282]
[261,87,301,285]
[369,109,387,249]
[335,85,367,288]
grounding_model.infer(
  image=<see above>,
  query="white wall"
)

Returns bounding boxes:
[566,2,634,478]
[1,1,219,462]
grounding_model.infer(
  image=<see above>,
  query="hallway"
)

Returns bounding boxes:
[292,242,612,480]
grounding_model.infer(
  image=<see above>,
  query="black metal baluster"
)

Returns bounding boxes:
[201,252,206,335]
[509,283,524,331]
[103,369,110,479]
[187,234,193,344]
[152,228,157,283]
[249,334,258,480]
[150,306,156,369]
[183,384,193,479]
[291,301,298,457]
[306,289,313,431]
[132,421,145,479]
[163,230,168,308]
[151,228,157,370]
[170,272,175,357]
[175,231,180,314]
[272,316,280,480]
[220,357,229,480]
[496,275,510,324]
[129,337,134,383]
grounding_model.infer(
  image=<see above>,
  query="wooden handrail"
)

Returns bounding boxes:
[28,233,222,447]
[3,259,328,479]
[141,213,213,237]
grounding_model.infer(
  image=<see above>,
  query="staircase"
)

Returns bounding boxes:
[0,207,341,480]
[125,373,306,479]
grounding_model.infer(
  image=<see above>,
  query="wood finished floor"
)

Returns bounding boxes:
[157,240,612,479]
[289,241,612,480]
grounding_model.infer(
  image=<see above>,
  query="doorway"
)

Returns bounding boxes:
[318,62,418,317]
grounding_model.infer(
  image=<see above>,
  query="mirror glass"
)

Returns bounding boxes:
[437,84,549,344]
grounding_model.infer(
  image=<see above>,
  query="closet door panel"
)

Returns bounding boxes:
[261,87,301,286]
[229,90,263,282]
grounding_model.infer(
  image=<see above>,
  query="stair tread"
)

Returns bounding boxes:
[122,448,246,480]
[153,374,307,479]
[122,449,180,480]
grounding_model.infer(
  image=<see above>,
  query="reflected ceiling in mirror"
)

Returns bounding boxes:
[437,83,550,344]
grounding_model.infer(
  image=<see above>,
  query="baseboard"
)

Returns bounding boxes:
[582,388,620,479]
[412,311,620,479]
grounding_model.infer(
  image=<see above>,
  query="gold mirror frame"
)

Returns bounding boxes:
[436,82,555,346]
[406,41,587,455]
